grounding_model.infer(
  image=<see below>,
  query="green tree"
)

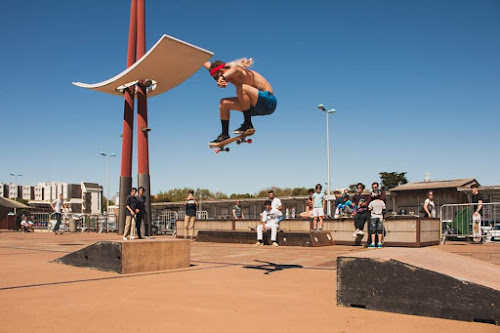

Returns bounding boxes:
[348,184,358,192]
[379,172,408,190]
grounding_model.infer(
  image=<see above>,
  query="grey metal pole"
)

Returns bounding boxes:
[326,111,331,196]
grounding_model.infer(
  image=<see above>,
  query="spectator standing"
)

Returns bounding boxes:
[184,190,199,241]
[423,190,436,218]
[135,187,149,239]
[471,184,483,236]
[268,190,283,225]
[370,182,386,203]
[256,200,282,247]
[312,184,326,232]
[232,200,245,219]
[123,188,138,240]
[268,190,282,210]
[50,194,64,235]
[368,191,386,248]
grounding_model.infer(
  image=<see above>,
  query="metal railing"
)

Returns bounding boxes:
[30,212,117,233]
[177,211,208,220]
[440,202,500,243]
[154,210,178,235]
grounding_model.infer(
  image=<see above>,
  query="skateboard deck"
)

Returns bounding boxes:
[209,129,255,153]
[472,214,482,243]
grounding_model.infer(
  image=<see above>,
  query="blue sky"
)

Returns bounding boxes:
[1,0,499,196]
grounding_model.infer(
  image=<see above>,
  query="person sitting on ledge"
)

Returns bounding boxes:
[299,188,315,218]
[338,193,354,217]
[256,200,282,247]
[352,198,369,238]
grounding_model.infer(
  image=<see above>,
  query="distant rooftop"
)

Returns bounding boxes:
[389,178,478,192]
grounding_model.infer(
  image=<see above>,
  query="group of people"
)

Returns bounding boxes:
[123,187,149,240]
[297,182,387,248]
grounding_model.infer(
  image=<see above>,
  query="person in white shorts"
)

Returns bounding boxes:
[20,216,34,232]
[312,184,326,232]
[256,200,282,247]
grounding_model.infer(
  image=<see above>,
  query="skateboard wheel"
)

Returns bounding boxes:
[215,149,219,154]
[247,139,252,144]
[226,148,230,152]
[236,140,241,145]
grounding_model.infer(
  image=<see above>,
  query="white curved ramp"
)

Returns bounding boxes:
[73,34,213,98]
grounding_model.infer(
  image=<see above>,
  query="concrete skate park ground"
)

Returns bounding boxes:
[0,232,498,332]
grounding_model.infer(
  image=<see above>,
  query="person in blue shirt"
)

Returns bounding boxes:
[312,184,326,232]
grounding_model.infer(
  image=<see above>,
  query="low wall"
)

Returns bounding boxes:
[176,217,440,247]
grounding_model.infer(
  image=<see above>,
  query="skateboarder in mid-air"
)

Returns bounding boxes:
[204,58,277,146]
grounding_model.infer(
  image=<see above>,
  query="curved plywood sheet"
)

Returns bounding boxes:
[73,34,213,98]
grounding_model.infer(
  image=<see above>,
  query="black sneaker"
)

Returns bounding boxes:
[209,133,230,146]
[233,123,255,135]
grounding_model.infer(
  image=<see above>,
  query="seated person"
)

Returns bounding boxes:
[333,191,342,218]
[256,200,282,247]
[20,216,34,232]
[299,188,314,218]
[338,194,354,216]
[352,198,369,237]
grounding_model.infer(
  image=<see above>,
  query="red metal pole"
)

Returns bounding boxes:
[136,0,152,236]
[118,0,138,235]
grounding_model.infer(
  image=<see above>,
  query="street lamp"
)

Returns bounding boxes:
[9,173,22,215]
[317,104,336,196]
[100,152,116,217]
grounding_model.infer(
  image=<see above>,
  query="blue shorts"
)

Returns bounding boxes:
[251,91,277,116]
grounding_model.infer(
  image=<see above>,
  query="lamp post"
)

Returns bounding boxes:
[317,104,336,216]
[9,173,22,215]
[100,153,116,219]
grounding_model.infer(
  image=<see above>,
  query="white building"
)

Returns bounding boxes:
[8,185,21,199]
[81,182,103,215]
[25,181,102,214]
[22,185,34,201]
[0,183,6,198]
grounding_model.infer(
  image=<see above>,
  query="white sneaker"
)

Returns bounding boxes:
[130,236,135,240]
[122,236,127,240]
[357,230,365,236]
[352,229,359,238]
[272,242,279,247]
[255,241,263,246]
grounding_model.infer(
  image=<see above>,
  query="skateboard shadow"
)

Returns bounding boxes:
[243,260,303,275]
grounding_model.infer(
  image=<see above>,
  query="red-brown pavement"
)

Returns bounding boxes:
[0,232,498,332]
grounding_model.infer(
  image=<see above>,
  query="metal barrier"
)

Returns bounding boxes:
[440,202,500,243]
[177,211,209,220]
[30,212,117,233]
[154,210,178,235]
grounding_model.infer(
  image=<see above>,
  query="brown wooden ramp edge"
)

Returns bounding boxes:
[53,239,190,274]
[196,231,334,247]
[336,247,500,325]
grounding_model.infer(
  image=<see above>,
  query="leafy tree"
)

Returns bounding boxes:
[379,172,408,190]
[229,193,255,199]
[348,184,358,192]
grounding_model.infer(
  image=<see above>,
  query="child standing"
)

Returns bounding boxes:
[368,191,386,248]
[312,184,326,232]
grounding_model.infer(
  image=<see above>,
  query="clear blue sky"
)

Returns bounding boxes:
[1,0,499,196]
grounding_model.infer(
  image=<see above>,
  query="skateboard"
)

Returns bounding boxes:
[472,214,482,243]
[209,129,255,153]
